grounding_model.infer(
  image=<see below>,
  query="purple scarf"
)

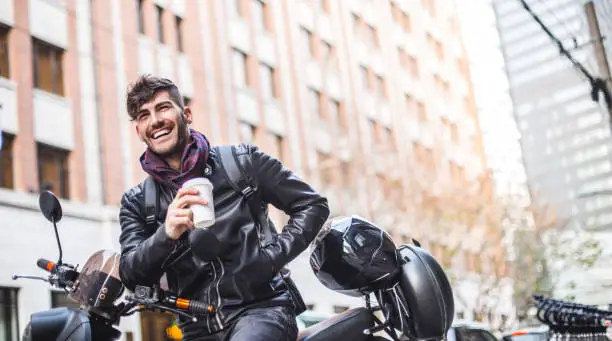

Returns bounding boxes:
[140,129,211,190]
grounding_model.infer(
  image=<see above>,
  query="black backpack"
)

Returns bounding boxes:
[142,145,306,314]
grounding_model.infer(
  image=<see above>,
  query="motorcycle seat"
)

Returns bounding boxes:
[297,307,373,341]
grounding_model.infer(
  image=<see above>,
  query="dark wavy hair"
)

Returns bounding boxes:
[126,74,185,120]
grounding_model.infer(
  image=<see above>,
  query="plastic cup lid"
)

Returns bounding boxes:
[183,177,212,188]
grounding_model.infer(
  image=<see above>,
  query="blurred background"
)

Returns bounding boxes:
[0,0,611,340]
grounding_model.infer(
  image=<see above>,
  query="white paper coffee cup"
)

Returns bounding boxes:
[182,177,215,228]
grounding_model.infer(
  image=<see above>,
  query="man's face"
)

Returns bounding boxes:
[134,90,193,157]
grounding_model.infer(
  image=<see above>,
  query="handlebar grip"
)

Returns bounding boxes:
[36,259,56,273]
[172,297,214,315]
[186,299,215,316]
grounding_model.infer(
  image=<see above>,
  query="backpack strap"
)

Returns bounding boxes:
[216,145,275,246]
[144,175,159,230]
[217,145,255,198]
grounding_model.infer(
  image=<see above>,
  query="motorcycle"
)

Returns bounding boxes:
[13,190,455,341]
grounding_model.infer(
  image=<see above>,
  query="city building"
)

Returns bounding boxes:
[492,0,612,304]
[0,0,492,339]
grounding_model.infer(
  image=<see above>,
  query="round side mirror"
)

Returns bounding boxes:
[39,191,63,223]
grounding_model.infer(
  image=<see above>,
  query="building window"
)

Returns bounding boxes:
[156,5,164,43]
[32,39,64,96]
[0,25,9,78]
[423,0,436,17]
[402,12,411,32]
[398,48,406,69]
[404,94,413,112]
[140,311,177,341]
[0,133,14,189]
[231,49,249,88]
[334,101,348,135]
[328,99,339,121]
[352,13,362,38]
[408,55,419,78]
[320,40,330,61]
[374,75,386,99]
[300,27,314,58]
[51,291,80,309]
[366,24,378,48]
[435,40,444,60]
[259,63,277,99]
[37,144,70,199]
[272,133,283,160]
[239,121,257,143]
[0,287,19,341]
[175,16,183,52]
[359,65,369,90]
[320,41,336,70]
[182,96,192,108]
[384,127,395,152]
[333,305,349,313]
[317,151,334,184]
[442,81,450,100]
[136,0,145,34]
[391,2,401,22]
[417,102,427,121]
[229,0,243,18]
[252,0,269,32]
[369,119,381,145]
[314,0,330,12]
[307,88,322,117]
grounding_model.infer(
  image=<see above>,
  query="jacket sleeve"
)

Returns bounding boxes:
[118,191,177,291]
[250,145,330,273]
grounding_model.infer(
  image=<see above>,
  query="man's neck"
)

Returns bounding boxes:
[165,156,181,171]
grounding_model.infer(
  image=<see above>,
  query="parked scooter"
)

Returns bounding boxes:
[13,191,455,341]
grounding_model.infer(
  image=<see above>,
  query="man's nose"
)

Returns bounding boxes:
[150,112,163,126]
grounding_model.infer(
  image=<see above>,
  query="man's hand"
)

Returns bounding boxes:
[164,187,208,240]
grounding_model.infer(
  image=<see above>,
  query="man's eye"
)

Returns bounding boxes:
[160,105,170,111]
[137,113,149,121]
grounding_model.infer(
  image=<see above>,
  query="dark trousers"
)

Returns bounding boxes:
[191,305,298,341]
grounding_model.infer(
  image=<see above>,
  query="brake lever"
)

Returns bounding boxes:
[124,295,197,322]
[12,274,50,283]
[148,302,198,322]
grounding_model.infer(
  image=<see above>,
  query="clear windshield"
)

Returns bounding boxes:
[68,250,124,311]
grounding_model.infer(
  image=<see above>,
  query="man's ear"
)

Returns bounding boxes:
[184,107,193,125]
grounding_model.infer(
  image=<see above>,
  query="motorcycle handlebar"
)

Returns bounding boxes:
[35,258,77,288]
[36,258,56,273]
[127,285,215,321]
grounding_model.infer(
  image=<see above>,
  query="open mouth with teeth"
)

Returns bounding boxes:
[151,128,172,140]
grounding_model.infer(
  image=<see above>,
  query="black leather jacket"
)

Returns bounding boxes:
[118,144,330,337]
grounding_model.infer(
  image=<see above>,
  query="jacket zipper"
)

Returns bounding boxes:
[208,260,218,333]
[214,257,225,329]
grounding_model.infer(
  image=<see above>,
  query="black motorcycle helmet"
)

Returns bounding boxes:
[387,244,455,340]
[309,216,401,297]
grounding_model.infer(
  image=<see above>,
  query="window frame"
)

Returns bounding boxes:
[37,143,70,199]
[32,38,65,96]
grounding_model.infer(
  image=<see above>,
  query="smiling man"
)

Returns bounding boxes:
[118,75,330,341]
